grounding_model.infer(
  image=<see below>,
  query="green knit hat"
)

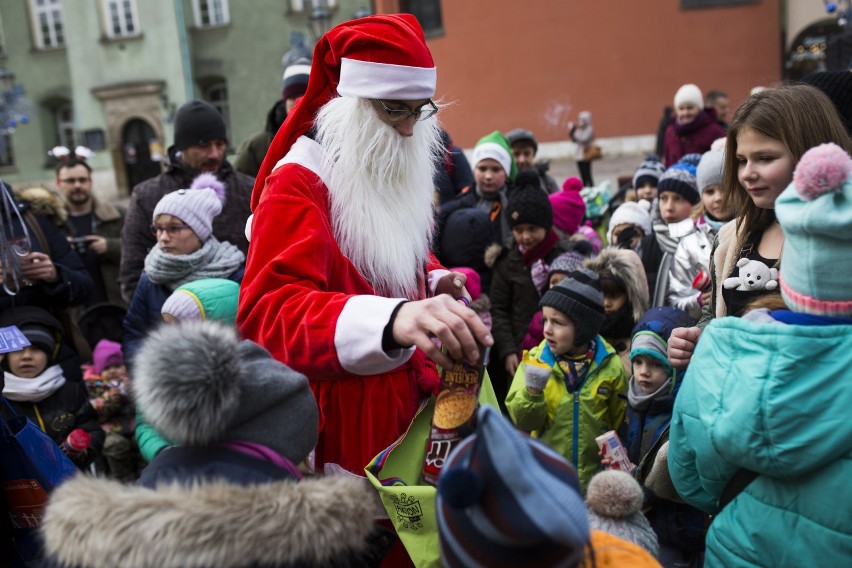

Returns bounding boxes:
[472,130,517,181]
[161,278,240,325]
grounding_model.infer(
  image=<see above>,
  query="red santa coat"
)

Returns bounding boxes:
[239,136,443,474]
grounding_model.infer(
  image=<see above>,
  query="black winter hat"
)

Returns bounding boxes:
[506,171,553,229]
[173,100,228,150]
[540,268,605,347]
[0,306,63,362]
[800,71,852,135]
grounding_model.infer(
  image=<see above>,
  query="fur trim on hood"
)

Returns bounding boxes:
[42,474,381,567]
[483,242,503,269]
[15,185,68,226]
[584,248,649,324]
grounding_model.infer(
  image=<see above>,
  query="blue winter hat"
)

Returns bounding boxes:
[437,406,589,568]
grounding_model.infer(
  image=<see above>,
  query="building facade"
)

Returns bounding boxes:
[0,0,365,199]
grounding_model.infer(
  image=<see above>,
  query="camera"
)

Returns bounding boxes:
[70,236,89,254]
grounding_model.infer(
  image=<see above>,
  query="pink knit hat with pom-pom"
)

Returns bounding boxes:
[776,143,852,316]
[450,266,481,301]
[549,176,586,235]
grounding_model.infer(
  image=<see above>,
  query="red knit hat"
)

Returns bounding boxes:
[251,13,437,210]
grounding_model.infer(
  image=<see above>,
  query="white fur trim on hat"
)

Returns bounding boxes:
[472,142,512,177]
[606,200,653,245]
[337,58,436,100]
[674,83,703,109]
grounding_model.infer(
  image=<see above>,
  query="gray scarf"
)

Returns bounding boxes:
[144,237,245,291]
[651,222,679,307]
[627,376,671,411]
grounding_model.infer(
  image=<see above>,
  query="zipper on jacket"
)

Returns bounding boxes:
[572,390,579,467]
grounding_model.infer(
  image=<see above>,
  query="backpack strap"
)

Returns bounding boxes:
[718,468,759,510]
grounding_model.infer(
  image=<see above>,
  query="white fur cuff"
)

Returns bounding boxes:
[335,296,414,375]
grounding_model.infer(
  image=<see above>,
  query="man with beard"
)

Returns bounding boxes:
[239,14,492,477]
[56,158,125,307]
[118,100,253,302]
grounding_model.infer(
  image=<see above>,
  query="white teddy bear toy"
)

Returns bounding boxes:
[723,258,779,291]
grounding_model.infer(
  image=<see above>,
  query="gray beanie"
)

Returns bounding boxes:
[505,128,538,153]
[540,268,605,347]
[586,470,659,557]
[133,320,319,465]
[696,149,725,192]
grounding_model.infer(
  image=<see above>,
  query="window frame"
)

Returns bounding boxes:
[55,102,75,150]
[0,133,15,169]
[192,0,231,28]
[203,81,231,143]
[101,0,141,39]
[399,0,444,38]
[28,0,65,50]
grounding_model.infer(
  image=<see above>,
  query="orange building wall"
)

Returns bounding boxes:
[403,0,782,147]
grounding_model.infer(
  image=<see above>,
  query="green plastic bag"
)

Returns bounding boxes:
[365,372,498,568]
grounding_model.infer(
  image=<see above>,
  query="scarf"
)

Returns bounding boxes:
[3,365,66,402]
[703,213,726,233]
[218,441,303,479]
[601,304,635,349]
[475,186,509,243]
[522,230,560,294]
[556,342,595,391]
[627,376,672,411]
[652,223,679,307]
[144,237,245,291]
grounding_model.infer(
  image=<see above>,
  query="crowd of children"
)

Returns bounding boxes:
[2,79,851,567]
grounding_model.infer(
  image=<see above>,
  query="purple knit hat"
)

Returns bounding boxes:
[152,173,225,241]
[93,339,124,375]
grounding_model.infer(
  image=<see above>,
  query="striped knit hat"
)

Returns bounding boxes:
[632,156,665,190]
[540,268,605,347]
[437,406,589,568]
[777,143,852,317]
[657,166,699,205]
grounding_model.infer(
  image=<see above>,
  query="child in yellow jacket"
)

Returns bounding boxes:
[506,268,627,491]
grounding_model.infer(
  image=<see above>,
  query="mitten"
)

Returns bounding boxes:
[523,357,551,392]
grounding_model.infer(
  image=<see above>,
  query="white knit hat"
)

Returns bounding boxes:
[606,200,653,245]
[674,83,703,109]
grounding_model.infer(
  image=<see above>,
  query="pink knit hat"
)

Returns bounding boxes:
[549,177,586,235]
[93,339,124,375]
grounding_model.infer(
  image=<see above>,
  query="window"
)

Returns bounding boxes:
[400,0,443,37]
[193,0,230,27]
[0,134,14,168]
[288,0,337,14]
[204,82,231,142]
[29,0,64,49]
[55,102,75,149]
[101,0,140,39]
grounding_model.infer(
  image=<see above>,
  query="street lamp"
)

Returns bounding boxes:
[309,0,332,40]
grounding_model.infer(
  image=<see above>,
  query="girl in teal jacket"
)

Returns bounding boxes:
[668,142,852,567]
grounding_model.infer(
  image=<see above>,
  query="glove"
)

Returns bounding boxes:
[523,357,552,392]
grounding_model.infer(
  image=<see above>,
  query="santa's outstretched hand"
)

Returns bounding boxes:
[393,278,492,370]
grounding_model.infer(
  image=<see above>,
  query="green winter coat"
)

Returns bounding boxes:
[669,315,852,567]
[506,336,627,491]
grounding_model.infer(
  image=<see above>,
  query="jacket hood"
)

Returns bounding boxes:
[42,474,380,567]
[15,185,68,226]
[584,248,649,323]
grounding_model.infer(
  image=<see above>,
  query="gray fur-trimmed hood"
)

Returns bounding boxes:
[42,474,381,567]
[583,248,649,323]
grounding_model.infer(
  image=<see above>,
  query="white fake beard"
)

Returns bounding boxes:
[315,96,443,299]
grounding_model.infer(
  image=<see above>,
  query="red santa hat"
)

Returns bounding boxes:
[251,13,437,211]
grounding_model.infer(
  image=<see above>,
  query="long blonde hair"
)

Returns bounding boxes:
[722,84,852,237]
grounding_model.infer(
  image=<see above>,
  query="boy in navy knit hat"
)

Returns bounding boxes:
[505,268,627,491]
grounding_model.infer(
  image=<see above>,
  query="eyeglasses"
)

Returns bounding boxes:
[59,177,90,185]
[150,224,191,236]
[373,99,439,123]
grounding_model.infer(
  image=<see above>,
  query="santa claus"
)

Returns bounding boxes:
[239,14,491,476]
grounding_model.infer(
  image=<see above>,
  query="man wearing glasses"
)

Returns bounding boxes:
[56,158,125,307]
[239,14,492,478]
